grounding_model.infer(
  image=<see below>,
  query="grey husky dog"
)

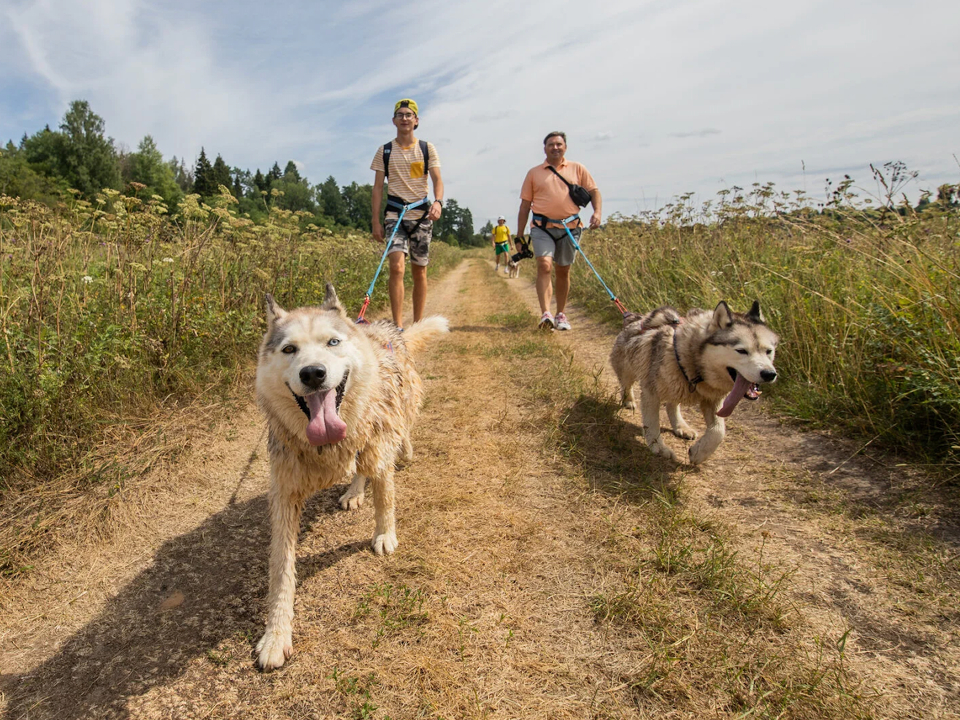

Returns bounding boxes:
[254,284,448,670]
[610,301,778,465]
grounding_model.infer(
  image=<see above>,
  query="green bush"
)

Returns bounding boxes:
[0,189,460,497]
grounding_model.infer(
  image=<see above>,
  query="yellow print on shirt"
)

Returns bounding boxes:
[409,161,425,179]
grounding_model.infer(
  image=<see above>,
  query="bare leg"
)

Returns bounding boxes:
[411,263,427,323]
[554,263,571,314]
[536,256,553,313]
[388,251,406,327]
[257,480,307,670]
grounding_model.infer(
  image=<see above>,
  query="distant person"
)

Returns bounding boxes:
[370,99,444,330]
[491,216,512,274]
[517,131,601,331]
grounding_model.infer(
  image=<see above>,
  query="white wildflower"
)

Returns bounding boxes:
[82,275,93,284]
[162,257,174,264]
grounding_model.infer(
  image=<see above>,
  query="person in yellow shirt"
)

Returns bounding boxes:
[491,216,512,274]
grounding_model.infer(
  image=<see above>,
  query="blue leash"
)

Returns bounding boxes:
[356,196,429,323]
[547,213,629,316]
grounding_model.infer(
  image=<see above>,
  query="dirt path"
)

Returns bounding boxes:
[501,261,960,717]
[1,259,958,719]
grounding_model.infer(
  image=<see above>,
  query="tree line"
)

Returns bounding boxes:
[0,99,485,246]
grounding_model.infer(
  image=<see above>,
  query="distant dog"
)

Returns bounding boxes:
[507,237,533,279]
[610,301,778,465]
[254,284,448,670]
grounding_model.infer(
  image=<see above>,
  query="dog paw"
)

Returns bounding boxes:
[621,399,636,411]
[372,531,398,555]
[649,439,677,462]
[672,425,697,440]
[339,489,365,511]
[256,629,292,671]
[688,442,714,466]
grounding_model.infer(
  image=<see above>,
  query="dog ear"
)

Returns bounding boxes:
[712,301,735,329]
[747,300,765,323]
[265,293,287,327]
[321,283,347,317]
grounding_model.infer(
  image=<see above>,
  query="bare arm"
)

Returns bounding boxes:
[371,170,385,242]
[427,166,444,221]
[517,199,532,238]
[588,188,603,229]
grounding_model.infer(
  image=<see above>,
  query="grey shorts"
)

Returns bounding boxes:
[531,225,580,266]
[385,214,433,266]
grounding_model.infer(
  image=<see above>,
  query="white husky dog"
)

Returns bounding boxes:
[254,284,448,670]
[610,301,778,465]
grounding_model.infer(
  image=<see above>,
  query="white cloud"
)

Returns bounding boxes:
[1,0,958,226]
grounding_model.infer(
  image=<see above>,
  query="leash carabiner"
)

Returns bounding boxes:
[356,196,430,324]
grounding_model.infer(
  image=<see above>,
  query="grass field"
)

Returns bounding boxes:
[568,175,960,473]
[0,189,460,574]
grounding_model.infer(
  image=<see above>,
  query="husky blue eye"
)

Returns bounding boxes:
[282,345,297,354]
[328,338,340,346]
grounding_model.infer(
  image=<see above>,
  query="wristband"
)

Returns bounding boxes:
[433,199,443,208]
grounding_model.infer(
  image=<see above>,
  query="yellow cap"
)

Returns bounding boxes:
[394,98,419,116]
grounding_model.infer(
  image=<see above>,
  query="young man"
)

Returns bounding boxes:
[517,132,602,331]
[491,215,512,274]
[370,99,444,330]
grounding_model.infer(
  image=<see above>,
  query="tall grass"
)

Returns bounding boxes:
[0,188,460,572]
[571,175,960,471]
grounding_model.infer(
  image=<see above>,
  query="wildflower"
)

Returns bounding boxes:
[82,275,93,284]
[162,257,174,264]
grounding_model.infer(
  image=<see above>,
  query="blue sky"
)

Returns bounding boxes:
[1,0,958,227]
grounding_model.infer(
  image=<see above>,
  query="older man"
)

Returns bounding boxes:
[517,131,601,331]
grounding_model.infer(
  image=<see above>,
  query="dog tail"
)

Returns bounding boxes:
[403,316,449,354]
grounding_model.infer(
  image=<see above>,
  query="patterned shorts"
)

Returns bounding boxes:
[385,215,433,266]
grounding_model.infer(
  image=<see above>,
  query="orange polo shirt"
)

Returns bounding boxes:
[520,158,597,227]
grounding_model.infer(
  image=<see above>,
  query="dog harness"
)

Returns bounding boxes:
[672,329,703,394]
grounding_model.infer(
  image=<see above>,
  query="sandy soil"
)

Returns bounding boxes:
[1,258,958,719]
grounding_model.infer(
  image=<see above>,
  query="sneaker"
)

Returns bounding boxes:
[538,311,555,330]
[555,312,571,331]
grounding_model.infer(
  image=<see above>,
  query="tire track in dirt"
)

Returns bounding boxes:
[498,260,960,718]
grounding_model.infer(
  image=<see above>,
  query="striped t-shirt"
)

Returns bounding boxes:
[370,139,441,206]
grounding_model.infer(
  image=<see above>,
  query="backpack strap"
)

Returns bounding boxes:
[419,139,429,174]
[382,141,393,179]
[547,164,573,189]
[384,140,429,180]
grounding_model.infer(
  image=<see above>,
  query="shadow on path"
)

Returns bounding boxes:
[2,485,361,720]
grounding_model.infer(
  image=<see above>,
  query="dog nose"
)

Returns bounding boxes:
[761,369,777,383]
[299,365,327,389]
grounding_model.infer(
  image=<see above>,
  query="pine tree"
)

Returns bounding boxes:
[211,154,231,194]
[193,148,214,197]
[283,160,301,182]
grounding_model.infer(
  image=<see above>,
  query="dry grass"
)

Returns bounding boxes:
[3,259,957,718]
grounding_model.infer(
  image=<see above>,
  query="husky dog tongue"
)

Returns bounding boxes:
[717,374,761,418]
[304,389,347,446]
